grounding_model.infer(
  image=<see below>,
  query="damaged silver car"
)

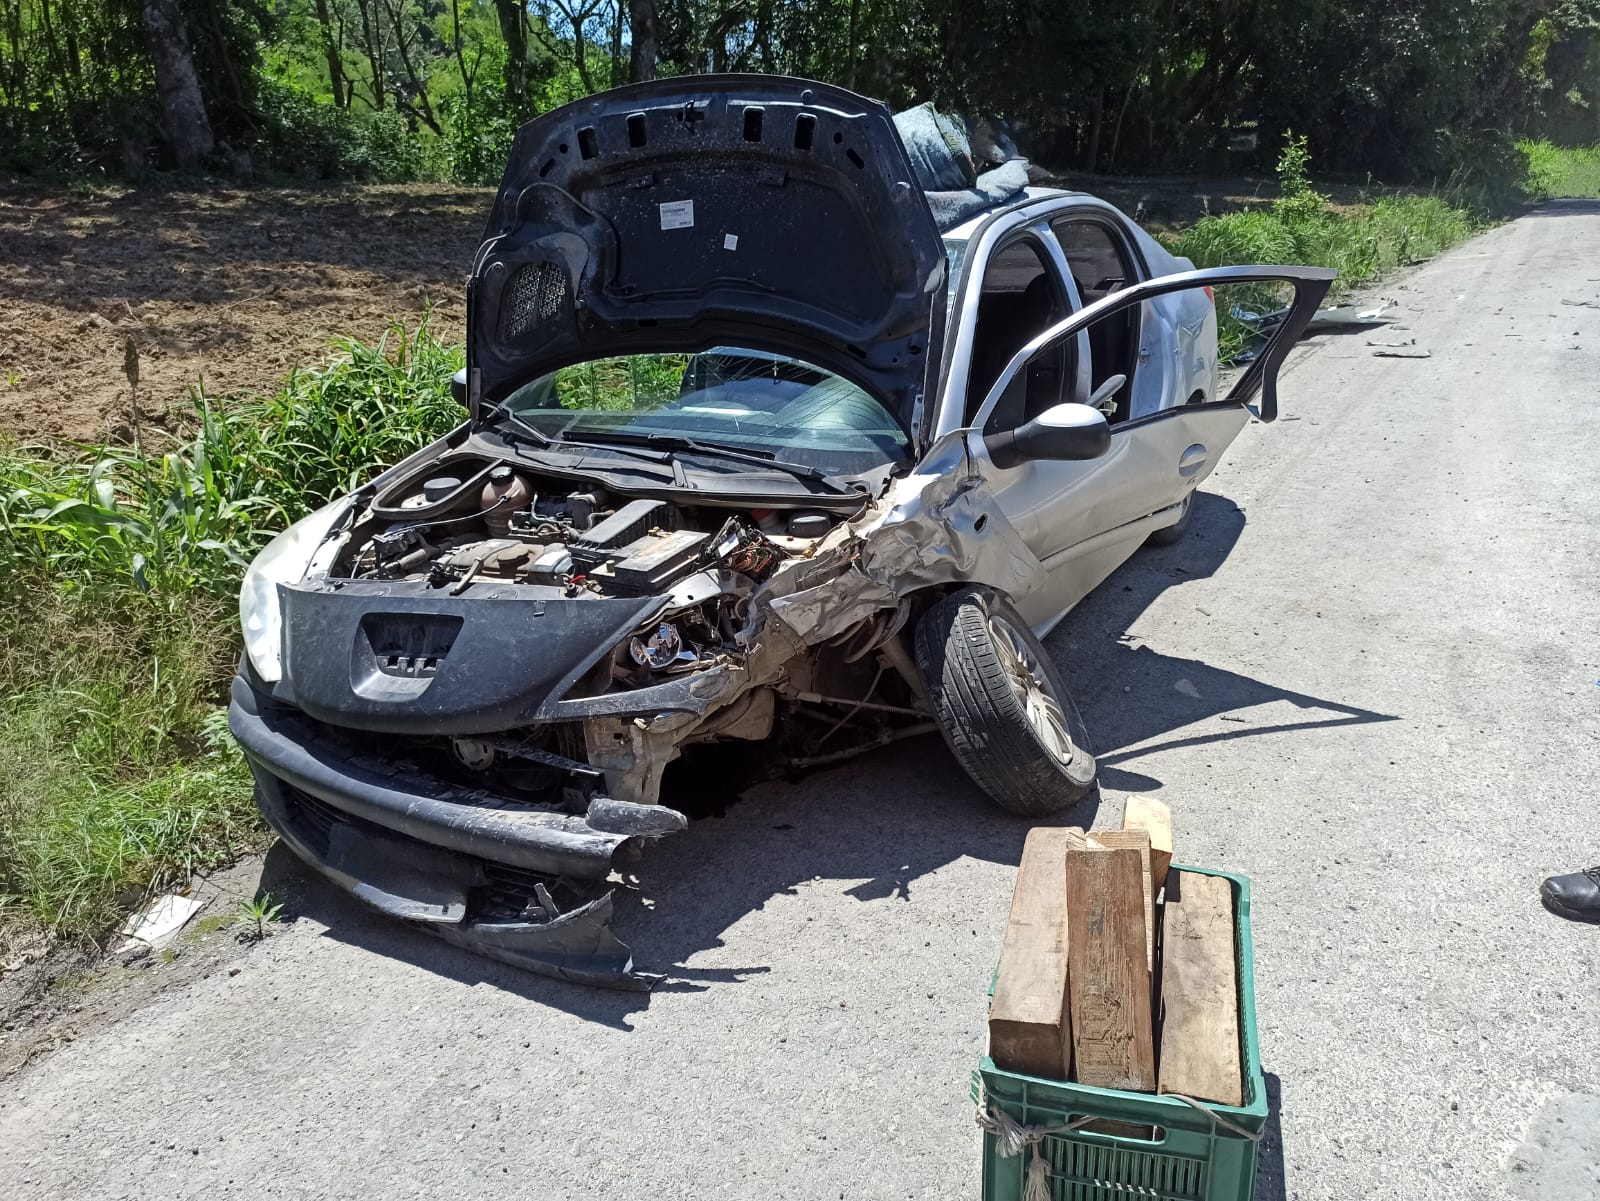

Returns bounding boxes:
[228,76,1333,987]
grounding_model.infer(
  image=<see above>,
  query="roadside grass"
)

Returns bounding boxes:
[1157,135,1491,359]
[0,321,462,946]
[1165,195,1480,291]
[1519,139,1600,198]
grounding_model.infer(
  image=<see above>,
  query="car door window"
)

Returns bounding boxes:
[1053,220,1135,302]
[1050,219,1141,423]
[965,237,1073,432]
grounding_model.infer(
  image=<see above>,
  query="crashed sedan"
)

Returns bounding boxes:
[228,76,1333,987]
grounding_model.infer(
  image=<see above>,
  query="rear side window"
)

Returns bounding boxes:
[1052,219,1136,304]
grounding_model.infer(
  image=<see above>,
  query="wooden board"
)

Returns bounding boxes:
[1122,797,1173,888]
[1084,829,1154,972]
[1065,845,1156,1091]
[988,826,1081,1080]
[1157,870,1243,1105]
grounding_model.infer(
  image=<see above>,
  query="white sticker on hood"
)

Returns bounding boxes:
[723,233,739,250]
[659,200,694,230]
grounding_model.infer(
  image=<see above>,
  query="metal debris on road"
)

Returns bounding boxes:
[1305,303,1392,331]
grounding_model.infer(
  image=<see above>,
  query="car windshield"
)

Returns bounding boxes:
[496,348,912,475]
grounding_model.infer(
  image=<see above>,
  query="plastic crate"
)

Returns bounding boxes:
[974,866,1265,1201]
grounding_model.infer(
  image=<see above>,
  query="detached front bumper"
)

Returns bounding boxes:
[228,674,684,989]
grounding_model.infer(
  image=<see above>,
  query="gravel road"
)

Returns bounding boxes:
[5,201,1599,1201]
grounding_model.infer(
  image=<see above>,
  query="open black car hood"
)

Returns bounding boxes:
[467,75,946,421]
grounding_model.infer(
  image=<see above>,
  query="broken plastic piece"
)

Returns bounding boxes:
[116,893,204,953]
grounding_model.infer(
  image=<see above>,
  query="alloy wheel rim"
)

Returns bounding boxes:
[988,615,1075,764]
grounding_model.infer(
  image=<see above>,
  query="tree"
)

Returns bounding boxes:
[493,0,529,115]
[312,0,350,106]
[629,0,656,80]
[140,0,215,166]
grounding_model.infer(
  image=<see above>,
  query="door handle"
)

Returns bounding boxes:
[1178,443,1208,477]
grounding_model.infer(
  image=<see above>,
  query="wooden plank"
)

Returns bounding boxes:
[1122,797,1173,889]
[988,827,1082,1080]
[1157,870,1243,1105]
[1066,845,1156,1091]
[1084,829,1154,972]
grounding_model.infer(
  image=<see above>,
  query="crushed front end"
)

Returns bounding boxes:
[228,76,1033,989]
[227,427,967,987]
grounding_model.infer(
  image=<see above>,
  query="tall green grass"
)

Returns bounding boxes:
[1519,139,1600,198]
[0,321,463,942]
[1167,196,1479,289]
[1163,143,1482,362]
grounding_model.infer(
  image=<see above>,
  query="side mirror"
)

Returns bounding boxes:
[983,403,1110,469]
[451,367,468,407]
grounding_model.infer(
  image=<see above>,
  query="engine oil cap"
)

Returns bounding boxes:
[422,476,462,504]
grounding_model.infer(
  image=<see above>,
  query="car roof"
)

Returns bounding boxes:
[939,186,1120,240]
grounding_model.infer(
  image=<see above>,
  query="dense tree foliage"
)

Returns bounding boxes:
[2,0,1597,183]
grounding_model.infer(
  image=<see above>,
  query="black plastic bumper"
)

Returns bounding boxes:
[229,674,684,989]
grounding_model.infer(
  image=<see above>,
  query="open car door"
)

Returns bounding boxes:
[969,264,1336,629]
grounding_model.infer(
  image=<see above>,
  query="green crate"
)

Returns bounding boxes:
[974,866,1266,1201]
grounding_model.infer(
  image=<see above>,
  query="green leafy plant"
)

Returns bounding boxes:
[1165,188,1480,364]
[231,893,284,942]
[1272,133,1331,222]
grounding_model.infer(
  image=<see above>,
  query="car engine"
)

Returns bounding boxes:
[328,452,842,691]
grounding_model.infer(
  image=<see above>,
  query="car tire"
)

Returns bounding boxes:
[915,586,1097,816]
[1145,491,1195,547]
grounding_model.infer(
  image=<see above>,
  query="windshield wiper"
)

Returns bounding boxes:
[561,431,853,494]
[478,403,674,467]
[476,400,555,448]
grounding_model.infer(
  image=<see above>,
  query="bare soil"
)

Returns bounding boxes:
[0,183,491,443]
[0,172,1397,445]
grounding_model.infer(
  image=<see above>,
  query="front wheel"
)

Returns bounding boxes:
[914,586,1096,816]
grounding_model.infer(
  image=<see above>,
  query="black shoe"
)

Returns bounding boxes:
[1540,867,1600,923]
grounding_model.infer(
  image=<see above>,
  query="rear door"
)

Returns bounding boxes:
[970,265,1335,629]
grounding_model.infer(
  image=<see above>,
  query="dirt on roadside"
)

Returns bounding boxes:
[0,854,293,1079]
[0,183,491,444]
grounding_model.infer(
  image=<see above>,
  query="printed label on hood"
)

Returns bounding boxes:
[659,200,695,230]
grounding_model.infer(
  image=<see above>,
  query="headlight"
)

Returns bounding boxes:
[629,621,684,669]
[240,499,353,684]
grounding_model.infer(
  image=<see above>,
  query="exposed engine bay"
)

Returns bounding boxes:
[340,451,826,596]
[332,451,856,694]
[284,447,942,809]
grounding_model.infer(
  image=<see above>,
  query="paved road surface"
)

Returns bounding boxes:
[6,201,1600,1201]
